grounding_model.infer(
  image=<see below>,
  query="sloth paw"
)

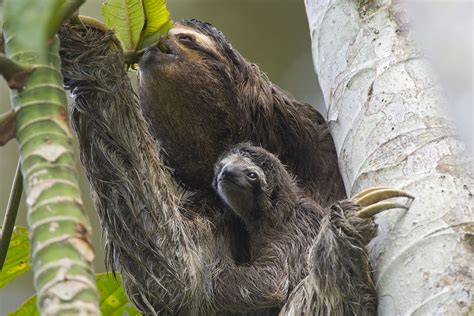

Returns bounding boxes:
[352,187,415,219]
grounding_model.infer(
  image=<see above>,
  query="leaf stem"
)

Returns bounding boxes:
[0,159,23,271]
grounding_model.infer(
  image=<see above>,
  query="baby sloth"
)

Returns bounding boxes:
[212,143,413,315]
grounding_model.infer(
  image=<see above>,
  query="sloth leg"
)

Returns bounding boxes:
[280,190,414,315]
[280,202,376,316]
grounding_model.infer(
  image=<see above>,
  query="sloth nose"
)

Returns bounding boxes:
[220,165,241,181]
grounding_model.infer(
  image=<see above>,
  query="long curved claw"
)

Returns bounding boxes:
[354,188,415,206]
[351,187,415,219]
[351,186,393,200]
[355,201,409,219]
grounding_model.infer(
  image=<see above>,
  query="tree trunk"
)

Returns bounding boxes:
[2,1,99,314]
[304,0,473,314]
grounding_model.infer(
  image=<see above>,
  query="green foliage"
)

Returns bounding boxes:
[96,273,141,315]
[0,226,30,288]
[3,0,100,311]
[102,0,173,52]
[9,272,141,315]
[1,226,139,314]
[102,0,145,51]
[140,0,173,49]
[8,296,38,316]
[3,0,64,61]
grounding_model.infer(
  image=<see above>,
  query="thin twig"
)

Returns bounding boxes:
[69,10,85,29]
[0,53,32,89]
[0,160,23,271]
[0,30,4,53]
[0,110,16,146]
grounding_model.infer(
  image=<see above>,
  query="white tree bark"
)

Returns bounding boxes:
[304,0,473,314]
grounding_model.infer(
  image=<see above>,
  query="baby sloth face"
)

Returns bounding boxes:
[213,153,267,223]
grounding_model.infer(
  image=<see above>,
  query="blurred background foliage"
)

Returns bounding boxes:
[0,0,472,313]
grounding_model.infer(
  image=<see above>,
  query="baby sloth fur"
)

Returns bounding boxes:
[213,144,377,315]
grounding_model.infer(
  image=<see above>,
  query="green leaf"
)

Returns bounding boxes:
[0,226,30,289]
[8,296,38,316]
[97,273,141,315]
[102,0,145,51]
[139,0,173,49]
[102,0,173,52]
[9,273,141,315]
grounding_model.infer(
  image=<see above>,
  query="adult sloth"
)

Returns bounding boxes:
[138,20,345,205]
[57,19,377,315]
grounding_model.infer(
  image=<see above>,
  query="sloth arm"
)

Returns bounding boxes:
[59,24,216,314]
[213,259,289,312]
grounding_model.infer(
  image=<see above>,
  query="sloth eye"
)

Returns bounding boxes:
[178,34,195,44]
[247,172,258,181]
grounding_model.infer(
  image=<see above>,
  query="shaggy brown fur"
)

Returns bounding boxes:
[138,20,346,206]
[212,144,376,315]
[59,19,373,315]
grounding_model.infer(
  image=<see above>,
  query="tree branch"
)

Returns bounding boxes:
[0,160,23,271]
[47,0,86,37]
[0,54,32,89]
[304,0,473,313]
[0,30,4,53]
[0,110,16,146]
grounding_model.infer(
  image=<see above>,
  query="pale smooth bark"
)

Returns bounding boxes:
[304,0,473,314]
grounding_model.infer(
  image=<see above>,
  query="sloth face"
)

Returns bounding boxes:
[136,19,241,190]
[137,20,235,103]
[213,144,297,230]
[213,153,267,223]
[139,24,223,69]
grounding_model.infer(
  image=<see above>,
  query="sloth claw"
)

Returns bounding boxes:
[352,186,392,200]
[352,187,415,218]
[354,187,415,206]
[356,201,409,219]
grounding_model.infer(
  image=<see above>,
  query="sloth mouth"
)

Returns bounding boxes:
[143,44,175,57]
[157,39,175,55]
[219,177,237,185]
[218,177,246,191]
[217,176,239,186]
[139,41,178,67]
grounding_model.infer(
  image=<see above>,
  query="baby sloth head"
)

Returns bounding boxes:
[213,143,297,229]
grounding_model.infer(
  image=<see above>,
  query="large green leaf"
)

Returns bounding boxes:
[102,0,145,51]
[9,273,141,315]
[102,0,173,52]
[0,226,31,288]
[139,0,173,49]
